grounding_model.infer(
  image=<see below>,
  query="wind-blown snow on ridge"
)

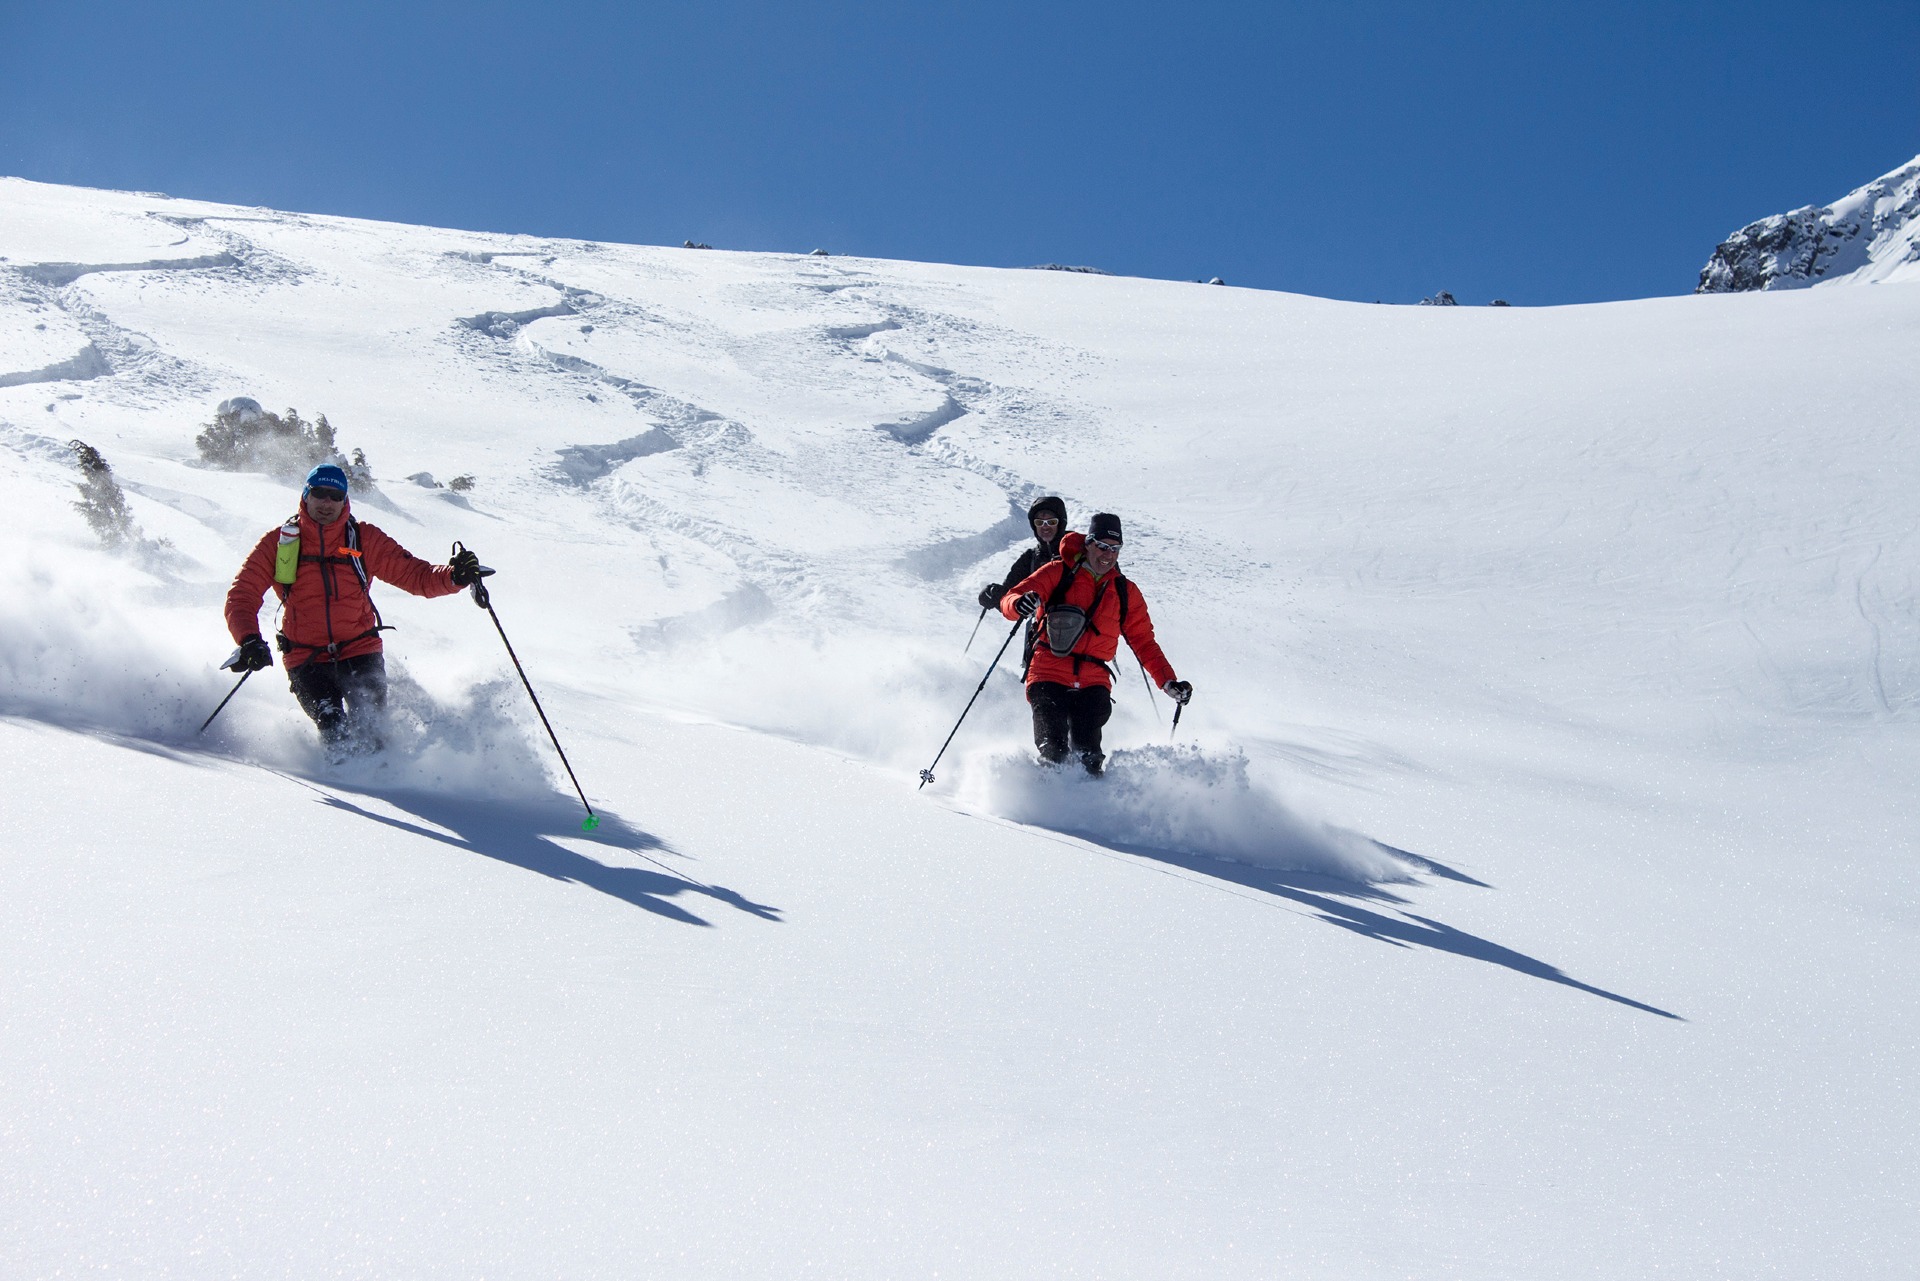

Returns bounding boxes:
[1697,153,1920,291]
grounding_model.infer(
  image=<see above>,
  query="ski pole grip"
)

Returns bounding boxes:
[451,541,489,608]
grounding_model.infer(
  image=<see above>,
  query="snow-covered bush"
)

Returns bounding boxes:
[194,401,374,486]
[69,439,174,565]
[69,439,137,547]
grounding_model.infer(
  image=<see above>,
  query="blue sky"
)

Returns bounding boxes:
[2,1,1914,304]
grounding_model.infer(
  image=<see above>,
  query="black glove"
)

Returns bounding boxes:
[976,583,1003,611]
[1014,592,1042,619]
[449,547,492,588]
[1162,679,1193,705]
[233,634,274,672]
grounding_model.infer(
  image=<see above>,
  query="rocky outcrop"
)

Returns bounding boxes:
[1698,155,1920,292]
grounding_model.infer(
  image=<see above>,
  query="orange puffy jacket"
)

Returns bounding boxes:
[999,531,1178,691]
[226,499,459,667]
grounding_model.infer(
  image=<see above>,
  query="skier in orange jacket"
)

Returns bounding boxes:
[224,464,485,753]
[1000,512,1192,774]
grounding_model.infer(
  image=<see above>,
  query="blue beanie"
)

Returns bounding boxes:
[304,464,350,495]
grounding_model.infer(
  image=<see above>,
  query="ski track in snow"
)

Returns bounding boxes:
[0,207,316,402]
[0,341,111,389]
[432,243,1143,655]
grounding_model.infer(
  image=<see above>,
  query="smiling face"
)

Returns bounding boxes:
[303,486,347,525]
[1083,535,1120,576]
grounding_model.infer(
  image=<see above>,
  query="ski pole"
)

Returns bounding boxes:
[1138,656,1162,724]
[963,603,990,653]
[919,617,1022,789]
[454,542,600,831]
[1170,697,1187,740]
[198,667,253,734]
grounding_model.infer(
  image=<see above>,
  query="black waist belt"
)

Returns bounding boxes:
[277,626,386,662]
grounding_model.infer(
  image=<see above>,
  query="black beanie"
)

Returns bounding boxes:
[1089,512,1123,544]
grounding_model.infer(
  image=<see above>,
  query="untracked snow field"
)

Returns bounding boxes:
[2,176,1916,1278]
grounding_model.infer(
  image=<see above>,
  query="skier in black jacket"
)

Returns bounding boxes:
[976,495,1068,669]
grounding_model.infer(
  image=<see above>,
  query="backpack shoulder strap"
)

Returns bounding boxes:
[1047,554,1080,611]
[343,516,372,592]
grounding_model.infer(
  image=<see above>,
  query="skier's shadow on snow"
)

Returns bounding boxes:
[1106,841,1681,1020]
[319,788,781,928]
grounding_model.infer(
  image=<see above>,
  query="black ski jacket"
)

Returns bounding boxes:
[984,496,1068,671]
[996,496,1067,590]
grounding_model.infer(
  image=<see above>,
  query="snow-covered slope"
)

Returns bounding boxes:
[3,176,1917,1278]
[1697,153,1920,291]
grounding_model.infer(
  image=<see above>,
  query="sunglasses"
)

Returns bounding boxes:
[308,487,347,502]
[1034,516,1060,526]
[1088,537,1121,554]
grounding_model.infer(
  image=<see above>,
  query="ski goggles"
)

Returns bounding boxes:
[307,486,347,502]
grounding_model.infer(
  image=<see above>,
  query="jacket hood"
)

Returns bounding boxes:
[1028,495,1067,551]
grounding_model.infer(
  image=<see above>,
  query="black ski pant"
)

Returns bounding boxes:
[287,651,388,752]
[1027,681,1112,775]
